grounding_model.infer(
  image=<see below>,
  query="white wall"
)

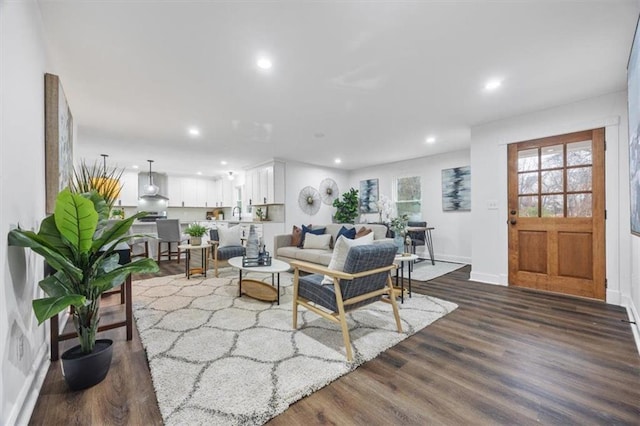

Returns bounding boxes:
[469,91,634,318]
[1,1,53,424]
[284,160,350,231]
[349,150,472,263]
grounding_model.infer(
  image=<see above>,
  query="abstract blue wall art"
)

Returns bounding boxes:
[359,178,379,213]
[442,166,471,211]
[628,15,640,236]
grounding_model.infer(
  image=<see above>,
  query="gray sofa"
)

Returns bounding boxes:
[274,223,391,266]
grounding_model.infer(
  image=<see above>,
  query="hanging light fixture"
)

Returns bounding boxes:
[145,160,159,195]
[92,154,121,200]
[228,171,235,181]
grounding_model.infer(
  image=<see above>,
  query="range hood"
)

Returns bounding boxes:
[138,172,169,200]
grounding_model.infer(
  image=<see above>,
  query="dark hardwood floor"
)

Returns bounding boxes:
[29,263,640,425]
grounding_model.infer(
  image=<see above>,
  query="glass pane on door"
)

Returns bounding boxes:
[567,140,592,166]
[518,149,539,171]
[567,193,592,217]
[519,172,538,194]
[541,170,563,193]
[542,195,563,217]
[519,196,538,217]
[541,144,564,169]
[567,167,592,192]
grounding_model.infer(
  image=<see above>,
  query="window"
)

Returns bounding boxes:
[395,176,421,219]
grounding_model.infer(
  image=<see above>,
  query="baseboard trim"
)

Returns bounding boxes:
[435,254,471,264]
[606,288,622,305]
[469,271,503,285]
[621,296,640,355]
[8,341,50,426]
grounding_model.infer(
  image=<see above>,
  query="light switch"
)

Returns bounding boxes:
[486,200,499,210]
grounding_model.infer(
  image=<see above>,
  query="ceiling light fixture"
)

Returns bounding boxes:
[257,56,273,70]
[197,171,202,175]
[426,136,436,143]
[221,160,228,165]
[144,160,159,196]
[188,127,200,136]
[334,158,342,164]
[132,165,139,169]
[228,171,235,181]
[484,79,502,91]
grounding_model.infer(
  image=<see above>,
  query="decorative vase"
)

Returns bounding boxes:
[61,338,114,391]
[393,235,404,254]
[191,236,202,246]
[246,225,259,259]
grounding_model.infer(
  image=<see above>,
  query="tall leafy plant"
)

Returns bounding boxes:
[71,159,123,212]
[8,188,159,353]
[332,188,359,223]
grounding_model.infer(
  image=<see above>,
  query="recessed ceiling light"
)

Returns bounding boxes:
[220,160,227,165]
[132,165,139,169]
[334,158,342,164]
[188,127,200,136]
[484,79,502,91]
[257,56,273,70]
[426,136,436,144]
[197,171,202,175]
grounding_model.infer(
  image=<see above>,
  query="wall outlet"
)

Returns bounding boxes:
[486,200,499,210]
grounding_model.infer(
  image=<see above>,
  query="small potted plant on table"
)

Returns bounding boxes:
[184,223,208,245]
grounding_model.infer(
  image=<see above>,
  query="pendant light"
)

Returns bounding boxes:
[145,160,159,196]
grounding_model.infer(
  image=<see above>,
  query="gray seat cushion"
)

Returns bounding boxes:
[216,245,244,260]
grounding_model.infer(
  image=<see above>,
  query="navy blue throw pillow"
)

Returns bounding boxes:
[300,225,326,248]
[337,226,356,240]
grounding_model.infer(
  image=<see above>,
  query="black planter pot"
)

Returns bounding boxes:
[60,339,113,391]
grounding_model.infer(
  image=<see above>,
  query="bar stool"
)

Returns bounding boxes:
[156,219,188,263]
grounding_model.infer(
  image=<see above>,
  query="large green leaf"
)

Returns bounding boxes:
[91,211,147,252]
[37,215,73,260]
[32,295,85,324]
[90,258,159,293]
[39,272,75,298]
[54,188,98,254]
[8,229,83,282]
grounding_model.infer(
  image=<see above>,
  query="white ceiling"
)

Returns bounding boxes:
[38,0,639,178]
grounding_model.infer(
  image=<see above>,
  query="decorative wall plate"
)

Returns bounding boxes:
[298,186,321,215]
[319,178,338,205]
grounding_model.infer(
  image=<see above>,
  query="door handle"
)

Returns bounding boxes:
[510,219,517,225]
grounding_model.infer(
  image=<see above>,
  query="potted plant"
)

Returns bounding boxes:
[332,188,359,223]
[255,207,267,221]
[389,214,409,254]
[8,188,159,390]
[184,223,208,245]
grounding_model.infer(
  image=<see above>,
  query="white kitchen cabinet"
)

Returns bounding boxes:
[116,171,139,207]
[222,178,235,207]
[168,176,184,207]
[205,180,217,208]
[168,176,213,207]
[244,160,285,205]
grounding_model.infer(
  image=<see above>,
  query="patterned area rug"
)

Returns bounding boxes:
[132,273,457,425]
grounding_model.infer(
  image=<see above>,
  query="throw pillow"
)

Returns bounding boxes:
[355,227,373,239]
[218,225,242,248]
[337,225,356,240]
[302,233,332,250]
[299,225,326,248]
[291,225,306,247]
[322,233,374,284]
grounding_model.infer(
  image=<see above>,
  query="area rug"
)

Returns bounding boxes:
[409,260,466,282]
[132,273,457,425]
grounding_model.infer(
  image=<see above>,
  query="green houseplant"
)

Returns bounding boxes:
[184,223,208,245]
[8,187,158,389]
[332,188,359,223]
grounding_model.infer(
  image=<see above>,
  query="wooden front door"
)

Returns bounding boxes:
[507,129,606,300]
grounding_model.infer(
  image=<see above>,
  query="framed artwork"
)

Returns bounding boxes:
[628,15,640,236]
[359,178,379,213]
[442,166,471,211]
[44,73,74,214]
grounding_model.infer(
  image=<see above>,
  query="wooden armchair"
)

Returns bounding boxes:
[291,243,401,361]
[209,229,245,277]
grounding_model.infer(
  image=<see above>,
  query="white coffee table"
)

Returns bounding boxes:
[394,253,419,302]
[228,257,290,305]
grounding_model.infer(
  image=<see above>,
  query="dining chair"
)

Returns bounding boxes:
[156,219,187,263]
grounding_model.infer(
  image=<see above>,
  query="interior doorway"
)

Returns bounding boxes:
[507,128,606,300]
